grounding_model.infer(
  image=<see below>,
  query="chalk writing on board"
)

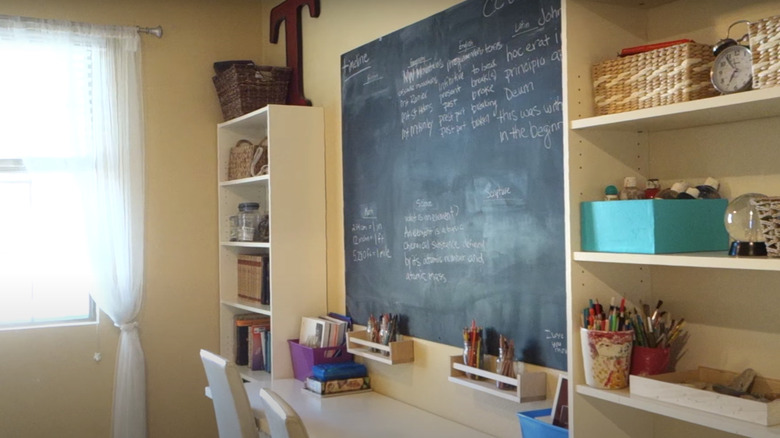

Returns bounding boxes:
[342,0,566,371]
[545,330,567,355]
[349,203,391,263]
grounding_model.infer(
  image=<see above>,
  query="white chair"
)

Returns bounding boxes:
[200,349,270,438]
[258,388,310,438]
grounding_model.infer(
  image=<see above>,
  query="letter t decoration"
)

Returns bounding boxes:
[270,0,320,106]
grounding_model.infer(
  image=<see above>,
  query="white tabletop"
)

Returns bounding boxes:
[240,378,494,438]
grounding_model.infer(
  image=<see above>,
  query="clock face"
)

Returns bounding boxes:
[711,44,753,94]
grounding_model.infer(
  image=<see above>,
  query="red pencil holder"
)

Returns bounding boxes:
[630,345,670,376]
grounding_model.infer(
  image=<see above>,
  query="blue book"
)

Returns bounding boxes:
[311,362,367,381]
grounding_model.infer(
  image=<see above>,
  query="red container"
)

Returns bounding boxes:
[287,339,354,381]
[630,345,671,376]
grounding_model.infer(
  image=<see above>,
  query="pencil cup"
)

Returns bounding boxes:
[580,328,633,389]
[630,346,670,377]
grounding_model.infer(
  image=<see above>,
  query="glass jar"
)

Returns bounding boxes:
[496,347,511,389]
[228,215,239,241]
[237,202,261,242]
[462,329,482,380]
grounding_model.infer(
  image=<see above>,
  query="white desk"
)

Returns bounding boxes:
[209,378,494,438]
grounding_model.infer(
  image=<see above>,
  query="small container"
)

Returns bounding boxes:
[656,181,688,199]
[604,185,619,201]
[697,177,721,199]
[237,202,261,242]
[619,177,641,200]
[676,187,700,199]
[645,179,660,199]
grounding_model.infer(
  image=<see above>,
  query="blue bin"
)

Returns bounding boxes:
[517,409,568,438]
[581,199,728,254]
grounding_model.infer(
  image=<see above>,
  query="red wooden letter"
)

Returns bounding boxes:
[270,0,320,106]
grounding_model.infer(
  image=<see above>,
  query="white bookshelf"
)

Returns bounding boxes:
[216,105,327,382]
[565,1,780,436]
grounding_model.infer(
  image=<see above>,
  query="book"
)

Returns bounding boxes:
[326,312,353,331]
[299,316,327,348]
[260,255,270,305]
[249,325,267,371]
[311,362,366,381]
[319,315,348,346]
[305,376,371,395]
[235,314,270,366]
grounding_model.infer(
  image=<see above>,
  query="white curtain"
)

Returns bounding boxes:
[1,15,147,438]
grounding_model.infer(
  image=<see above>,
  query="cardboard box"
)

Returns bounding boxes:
[581,199,729,254]
[305,376,370,395]
[630,367,780,426]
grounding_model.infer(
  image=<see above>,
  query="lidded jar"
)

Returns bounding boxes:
[237,202,261,242]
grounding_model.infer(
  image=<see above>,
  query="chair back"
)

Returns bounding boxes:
[200,349,259,438]
[259,388,310,438]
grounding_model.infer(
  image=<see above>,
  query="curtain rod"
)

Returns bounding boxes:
[136,25,162,38]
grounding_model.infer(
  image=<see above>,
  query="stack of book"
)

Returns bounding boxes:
[235,314,271,372]
[298,313,351,349]
[304,362,371,397]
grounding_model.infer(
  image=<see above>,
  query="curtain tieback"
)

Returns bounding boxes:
[117,321,139,332]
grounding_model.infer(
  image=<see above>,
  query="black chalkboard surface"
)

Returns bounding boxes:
[341,0,565,371]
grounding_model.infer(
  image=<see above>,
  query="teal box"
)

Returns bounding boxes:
[581,199,729,254]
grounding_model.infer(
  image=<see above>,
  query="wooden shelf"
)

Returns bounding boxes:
[219,174,269,187]
[448,355,547,404]
[573,251,780,271]
[236,366,272,384]
[221,298,271,316]
[346,330,414,365]
[571,87,780,133]
[220,241,271,250]
[577,385,780,437]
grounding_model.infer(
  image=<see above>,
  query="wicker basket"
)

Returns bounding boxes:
[213,64,291,120]
[749,15,780,90]
[593,42,718,115]
[751,196,780,257]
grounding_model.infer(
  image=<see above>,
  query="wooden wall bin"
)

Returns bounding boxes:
[346,330,414,365]
[448,355,547,403]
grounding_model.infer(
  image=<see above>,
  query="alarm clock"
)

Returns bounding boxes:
[710,36,753,94]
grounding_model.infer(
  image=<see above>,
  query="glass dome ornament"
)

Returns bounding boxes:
[724,193,767,256]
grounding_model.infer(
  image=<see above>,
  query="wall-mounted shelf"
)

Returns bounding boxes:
[576,385,780,438]
[571,87,780,133]
[573,251,780,272]
[345,330,414,365]
[448,355,547,404]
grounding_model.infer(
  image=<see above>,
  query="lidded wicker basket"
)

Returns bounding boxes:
[593,42,718,115]
[751,196,780,257]
[213,64,291,120]
[749,15,780,90]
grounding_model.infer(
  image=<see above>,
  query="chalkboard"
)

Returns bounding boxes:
[341,0,565,371]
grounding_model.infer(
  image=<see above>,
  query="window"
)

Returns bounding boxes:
[0,22,102,329]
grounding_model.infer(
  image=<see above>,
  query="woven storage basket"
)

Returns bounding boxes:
[593,42,718,115]
[213,64,291,120]
[749,15,780,89]
[751,196,780,257]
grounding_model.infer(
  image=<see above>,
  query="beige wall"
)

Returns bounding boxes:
[0,1,264,437]
[260,1,564,437]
